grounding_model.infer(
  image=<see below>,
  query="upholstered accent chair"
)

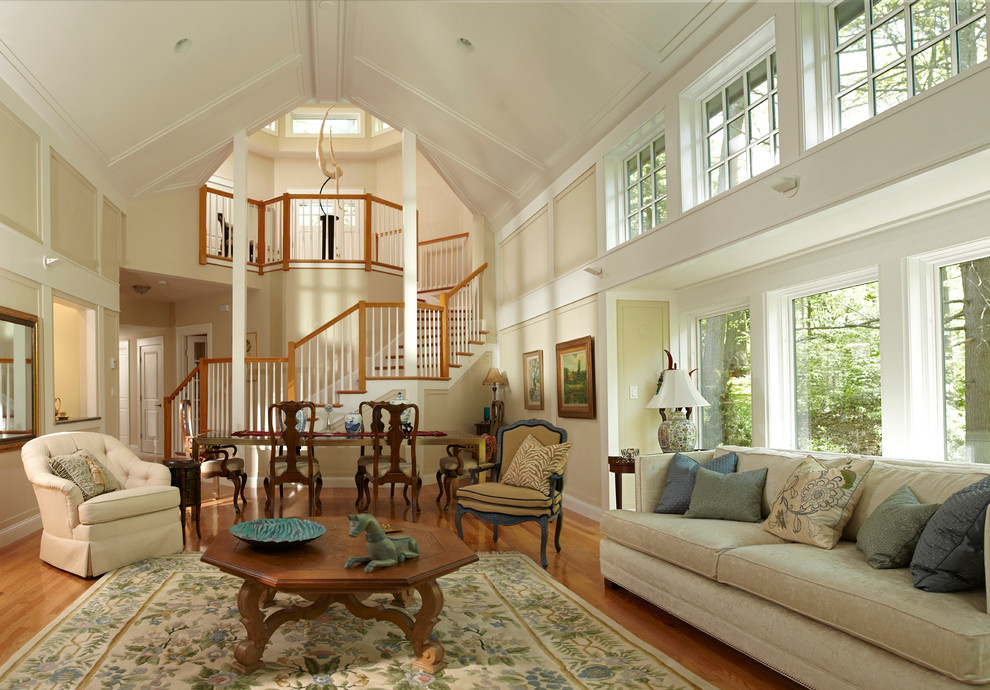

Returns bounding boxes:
[179,399,246,512]
[20,432,183,577]
[455,418,568,568]
[266,401,323,518]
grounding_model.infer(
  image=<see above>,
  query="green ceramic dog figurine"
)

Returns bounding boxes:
[344,513,420,573]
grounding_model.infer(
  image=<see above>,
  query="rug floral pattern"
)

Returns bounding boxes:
[0,552,710,689]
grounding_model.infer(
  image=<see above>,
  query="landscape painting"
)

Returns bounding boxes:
[555,336,595,418]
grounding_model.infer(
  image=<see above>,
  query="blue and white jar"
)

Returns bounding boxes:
[344,410,362,435]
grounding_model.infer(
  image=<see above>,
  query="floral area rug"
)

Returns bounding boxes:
[0,552,713,689]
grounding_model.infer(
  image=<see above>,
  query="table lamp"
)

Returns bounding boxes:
[645,366,709,452]
[482,367,507,404]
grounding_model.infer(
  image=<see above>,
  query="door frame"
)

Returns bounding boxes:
[175,323,212,380]
[137,336,164,455]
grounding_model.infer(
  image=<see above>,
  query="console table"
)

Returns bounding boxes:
[164,457,201,542]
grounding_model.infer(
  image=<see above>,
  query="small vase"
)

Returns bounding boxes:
[344,410,362,435]
[392,392,413,426]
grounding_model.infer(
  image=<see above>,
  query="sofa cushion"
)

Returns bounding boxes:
[856,485,939,569]
[599,509,788,579]
[911,475,990,592]
[655,452,737,514]
[77,485,179,525]
[685,466,767,522]
[764,456,874,548]
[49,450,121,500]
[718,541,990,683]
[500,441,571,496]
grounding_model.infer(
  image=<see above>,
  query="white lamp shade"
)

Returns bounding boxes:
[645,368,709,409]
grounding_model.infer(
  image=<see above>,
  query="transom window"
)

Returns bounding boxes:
[623,135,666,238]
[703,52,778,199]
[831,0,987,132]
[289,111,361,136]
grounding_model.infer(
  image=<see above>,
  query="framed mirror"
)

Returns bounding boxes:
[0,306,38,450]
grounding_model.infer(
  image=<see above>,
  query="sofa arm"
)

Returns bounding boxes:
[121,459,172,489]
[28,473,84,536]
[635,450,715,513]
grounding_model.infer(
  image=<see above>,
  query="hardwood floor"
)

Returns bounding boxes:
[0,483,802,689]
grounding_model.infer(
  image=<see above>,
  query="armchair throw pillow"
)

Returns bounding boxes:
[684,466,767,522]
[764,456,874,549]
[654,452,738,514]
[501,434,543,480]
[500,442,572,496]
[911,475,990,592]
[50,449,120,501]
[856,485,940,569]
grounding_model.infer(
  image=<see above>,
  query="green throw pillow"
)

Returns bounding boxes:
[857,486,940,569]
[684,466,768,522]
[49,450,120,501]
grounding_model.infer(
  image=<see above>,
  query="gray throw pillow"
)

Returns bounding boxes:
[684,466,768,522]
[49,449,120,501]
[856,486,940,569]
[654,452,738,514]
[910,475,990,592]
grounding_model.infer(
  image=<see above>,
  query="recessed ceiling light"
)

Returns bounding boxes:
[174,38,192,54]
[457,37,474,53]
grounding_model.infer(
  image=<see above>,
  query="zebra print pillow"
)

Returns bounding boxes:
[500,442,572,496]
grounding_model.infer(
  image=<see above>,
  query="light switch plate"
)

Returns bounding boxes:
[630,385,638,399]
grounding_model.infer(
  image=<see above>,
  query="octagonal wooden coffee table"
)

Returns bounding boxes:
[202,516,478,674]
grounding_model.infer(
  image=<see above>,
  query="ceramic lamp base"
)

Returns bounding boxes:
[658,410,697,453]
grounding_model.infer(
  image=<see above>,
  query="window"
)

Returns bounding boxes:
[371,116,393,135]
[793,281,881,455]
[698,309,752,447]
[831,0,987,132]
[262,120,278,135]
[940,254,990,462]
[703,52,778,199]
[289,111,362,137]
[623,135,667,239]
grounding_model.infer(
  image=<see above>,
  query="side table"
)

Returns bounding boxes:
[164,457,201,543]
[607,456,636,509]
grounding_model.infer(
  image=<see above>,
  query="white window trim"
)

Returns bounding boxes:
[906,237,990,461]
[797,2,834,150]
[764,266,880,450]
[679,19,776,212]
[603,110,665,251]
[371,116,393,136]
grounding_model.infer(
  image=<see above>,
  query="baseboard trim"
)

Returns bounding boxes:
[563,494,601,523]
[0,513,42,549]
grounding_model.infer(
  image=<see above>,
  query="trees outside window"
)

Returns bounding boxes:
[698,309,752,447]
[793,282,881,455]
[623,135,667,239]
[831,0,987,132]
[940,256,990,462]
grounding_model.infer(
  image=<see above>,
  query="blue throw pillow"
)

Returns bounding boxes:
[910,475,990,592]
[654,452,738,514]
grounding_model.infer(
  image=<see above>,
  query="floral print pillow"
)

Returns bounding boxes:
[764,457,874,549]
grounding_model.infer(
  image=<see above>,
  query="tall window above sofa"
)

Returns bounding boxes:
[793,281,881,455]
[698,309,752,447]
[940,255,990,462]
[830,0,987,132]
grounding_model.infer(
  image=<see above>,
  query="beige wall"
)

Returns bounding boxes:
[498,314,552,426]
[101,199,123,282]
[499,207,549,304]
[553,166,597,278]
[0,100,40,240]
[103,310,120,439]
[50,150,99,272]
[52,299,83,419]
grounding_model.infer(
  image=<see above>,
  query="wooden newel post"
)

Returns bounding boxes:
[439,293,450,379]
[358,302,367,391]
[198,361,209,433]
[287,343,296,400]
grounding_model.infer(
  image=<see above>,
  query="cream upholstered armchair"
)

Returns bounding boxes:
[21,432,183,577]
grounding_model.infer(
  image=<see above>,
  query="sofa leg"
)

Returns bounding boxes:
[604,578,622,590]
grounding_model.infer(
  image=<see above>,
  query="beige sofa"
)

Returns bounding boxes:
[21,432,183,577]
[599,446,990,689]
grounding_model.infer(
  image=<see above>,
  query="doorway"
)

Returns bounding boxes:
[137,336,164,454]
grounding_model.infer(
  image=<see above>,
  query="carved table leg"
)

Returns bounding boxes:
[233,580,273,673]
[410,580,445,673]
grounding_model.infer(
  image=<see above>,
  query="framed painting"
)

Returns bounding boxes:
[555,336,595,418]
[523,350,544,410]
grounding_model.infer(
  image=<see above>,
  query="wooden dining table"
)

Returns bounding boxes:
[191,430,485,519]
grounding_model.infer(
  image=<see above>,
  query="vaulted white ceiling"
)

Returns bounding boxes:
[0,0,750,229]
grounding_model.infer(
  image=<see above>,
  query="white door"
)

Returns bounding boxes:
[138,337,164,454]
[118,342,130,447]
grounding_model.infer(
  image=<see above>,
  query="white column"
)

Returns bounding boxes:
[402,129,418,375]
[232,131,248,429]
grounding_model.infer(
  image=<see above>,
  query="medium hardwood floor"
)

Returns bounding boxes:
[0,482,802,689]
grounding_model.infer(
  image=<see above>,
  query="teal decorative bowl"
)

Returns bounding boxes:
[229,518,326,548]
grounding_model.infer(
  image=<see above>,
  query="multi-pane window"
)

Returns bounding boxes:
[832,0,987,132]
[698,309,753,447]
[703,52,778,199]
[623,135,666,238]
[793,282,882,455]
[290,112,361,136]
[940,255,990,462]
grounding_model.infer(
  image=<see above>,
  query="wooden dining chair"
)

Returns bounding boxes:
[179,399,245,513]
[358,401,422,519]
[265,401,322,518]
